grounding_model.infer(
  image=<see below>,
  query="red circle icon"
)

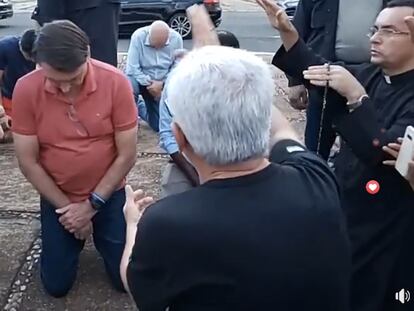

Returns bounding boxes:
[366,180,380,195]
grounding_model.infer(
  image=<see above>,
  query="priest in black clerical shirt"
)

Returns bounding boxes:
[257,0,414,310]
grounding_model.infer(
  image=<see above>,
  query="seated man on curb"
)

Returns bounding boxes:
[126,20,183,132]
[12,20,137,298]
[159,30,241,198]
[120,5,350,311]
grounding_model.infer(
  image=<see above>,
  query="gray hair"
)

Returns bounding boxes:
[167,45,274,166]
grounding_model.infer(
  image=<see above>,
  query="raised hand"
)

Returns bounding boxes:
[123,185,154,225]
[186,4,220,48]
[256,0,293,32]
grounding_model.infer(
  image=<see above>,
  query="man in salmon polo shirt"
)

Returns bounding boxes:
[12,20,138,297]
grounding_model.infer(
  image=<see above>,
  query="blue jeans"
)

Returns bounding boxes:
[128,76,160,132]
[40,188,127,297]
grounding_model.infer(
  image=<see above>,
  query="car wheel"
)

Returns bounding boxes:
[169,13,192,39]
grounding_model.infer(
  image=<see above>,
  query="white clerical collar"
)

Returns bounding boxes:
[384,75,391,84]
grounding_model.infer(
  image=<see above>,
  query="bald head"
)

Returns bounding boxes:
[149,21,170,49]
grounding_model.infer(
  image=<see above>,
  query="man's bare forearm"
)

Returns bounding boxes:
[20,163,70,208]
[93,155,137,200]
[120,223,137,294]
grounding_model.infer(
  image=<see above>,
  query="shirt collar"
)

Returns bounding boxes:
[383,68,414,85]
[144,31,171,47]
[44,60,98,96]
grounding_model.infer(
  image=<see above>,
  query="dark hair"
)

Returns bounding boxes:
[33,20,90,72]
[19,29,37,58]
[217,30,240,49]
[387,0,414,8]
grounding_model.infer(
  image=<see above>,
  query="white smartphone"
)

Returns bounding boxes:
[395,126,414,177]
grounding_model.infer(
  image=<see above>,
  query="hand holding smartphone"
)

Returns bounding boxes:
[395,126,414,177]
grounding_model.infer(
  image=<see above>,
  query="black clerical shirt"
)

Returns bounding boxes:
[273,39,414,311]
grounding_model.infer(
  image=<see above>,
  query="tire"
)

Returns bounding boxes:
[168,13,192,39]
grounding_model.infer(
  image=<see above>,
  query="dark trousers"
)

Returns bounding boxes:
[40,188,126,298]
[305,88,336,160]
[67,3,120,67]
[128,76,160,132]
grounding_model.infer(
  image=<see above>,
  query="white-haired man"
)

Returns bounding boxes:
[120,33,351,311]
[126,21,183,132]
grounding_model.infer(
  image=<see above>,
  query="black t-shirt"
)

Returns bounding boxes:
[0,36,35,99]
[127,140,351,311]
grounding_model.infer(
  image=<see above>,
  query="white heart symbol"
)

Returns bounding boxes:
[369,184,377,191]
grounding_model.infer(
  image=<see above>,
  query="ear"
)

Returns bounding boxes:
[172,122,189,153]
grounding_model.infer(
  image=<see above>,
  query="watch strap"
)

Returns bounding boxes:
[347,94,369,113]
[89,192,106,211]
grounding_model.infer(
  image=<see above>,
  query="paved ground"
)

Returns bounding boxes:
[0,54,305,310]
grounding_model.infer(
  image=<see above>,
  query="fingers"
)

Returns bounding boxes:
[137,197,154,211]
[383,160,396,166]
[256,0,281,17]
[255,0,266,10]
[397,137,403,143]
[308,80,330,87]
[55,205,71,214]
[303,66,332,82]
[382,145,399,159]
[125,185,135,204]
[387,143,401,151]
[133,189,145,202]
[262,0,281,13]
[126,185,147,203]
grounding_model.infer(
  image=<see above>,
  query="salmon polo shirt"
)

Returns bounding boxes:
[12,59,138,203]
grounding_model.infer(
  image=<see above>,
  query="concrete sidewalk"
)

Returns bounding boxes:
[0,56,305,310]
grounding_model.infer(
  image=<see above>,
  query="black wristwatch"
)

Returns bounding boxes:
[347,94,369,113]
[88,192,106,211]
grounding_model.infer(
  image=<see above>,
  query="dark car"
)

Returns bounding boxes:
[119,0,222,39]
[0,0,13,20]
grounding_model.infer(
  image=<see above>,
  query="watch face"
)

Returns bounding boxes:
[89,198,101,211]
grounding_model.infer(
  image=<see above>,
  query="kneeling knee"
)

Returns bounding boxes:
[41,274,74,298]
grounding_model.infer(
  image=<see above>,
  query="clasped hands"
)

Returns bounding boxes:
[56,200,97,240]
[147,80,163,99]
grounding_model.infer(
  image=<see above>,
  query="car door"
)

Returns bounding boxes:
[120,0,172,26]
